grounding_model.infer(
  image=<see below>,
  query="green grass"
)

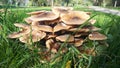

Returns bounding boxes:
[0,7,120,68]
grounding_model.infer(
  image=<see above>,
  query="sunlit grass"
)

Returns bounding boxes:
[0,7,120,68]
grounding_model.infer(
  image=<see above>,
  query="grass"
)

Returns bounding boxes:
[0,6,120,68]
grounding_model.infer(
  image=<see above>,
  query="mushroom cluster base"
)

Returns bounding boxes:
[8,7,107,62]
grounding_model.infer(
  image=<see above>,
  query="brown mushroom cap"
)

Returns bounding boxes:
[52,6,73,15]
[8,23,30,38]
[27,11,45,15]
[61,11,90,25]
[29,11,59,21]
[32,25,53,32]
[24,17,33,24]
[19,30,46,43]
[53,23,72,32]
[56,34,74,42]
[88,32,107,40]
[74,38,84,47]
[69,26,101,32]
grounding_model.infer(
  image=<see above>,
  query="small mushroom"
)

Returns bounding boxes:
[56,34,74,42]
[53,23,72,32]
[27,11,45,15]
[74,38,84,47]
[32,25,53,32]
[61,11,90,25]
[24,17,33,24]
[19,30,46,43]
[29,11,59,21]
[46,39,60,53]
[52,6,73,16]
[88,32,107,40]
[8,23,30,38]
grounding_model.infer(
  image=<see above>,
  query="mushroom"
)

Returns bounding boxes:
[26,11,45,15]
[19,30,46,43]
[61,11,90,25]
[24,17,33,24]
[74,38,84,47]
[56,34,74,42]
[32,25,53,32]
[46,39,60,53]
[8,23,30,38]
[52,6,73,16]
[88,32,107,40]
[53,22,72,32]
[29,11,59,21]
[68,26,101,32]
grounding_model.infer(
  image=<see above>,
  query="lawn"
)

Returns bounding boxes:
[0,7,120,68]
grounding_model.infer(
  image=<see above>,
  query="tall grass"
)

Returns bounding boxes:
[0,7,120,68]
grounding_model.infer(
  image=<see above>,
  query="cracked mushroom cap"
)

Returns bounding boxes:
[56,34,74,42]
[88,32,107,40]
[27,11,45,15]
[29,11,59,21]
[8,23,30,38]
[53,23,72,32]
[19,30,46,43]
[61,11,90,25]
[52,6,73,15]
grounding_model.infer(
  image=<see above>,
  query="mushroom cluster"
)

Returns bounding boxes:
[8,7,107,60]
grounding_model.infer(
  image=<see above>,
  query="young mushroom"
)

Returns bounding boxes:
[56,34,74,42]
[88,32,107,40]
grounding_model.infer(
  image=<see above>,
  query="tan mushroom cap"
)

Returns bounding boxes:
[56,34,74,42]
[24,17,33,24]
[74,38,84,47]
[32,25,53,32]
[69,26,101,32]
[88,32,107,40]
[29,11,59,21]
[53,23,72,32]
[52,6,73,15]
[27,11,45,15]
[19,30,46,43]
[61,11,90,25]
[8,23,30,38]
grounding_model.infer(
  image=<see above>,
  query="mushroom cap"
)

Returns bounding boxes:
[14,23,29,29]
[61,11,90,25]
[29,11,59,21]
[88,32,107,40]
[56,34,74,42]
[8,23,30,38]
[69,26,101,32]
[19,30,46,43]
[69,28,89,32]
[52,6,73,15]
[53,23,72,32]
[24,17,33,24]
[74,38,84,47]
[32,25,53,32]
[26,11,45,15]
